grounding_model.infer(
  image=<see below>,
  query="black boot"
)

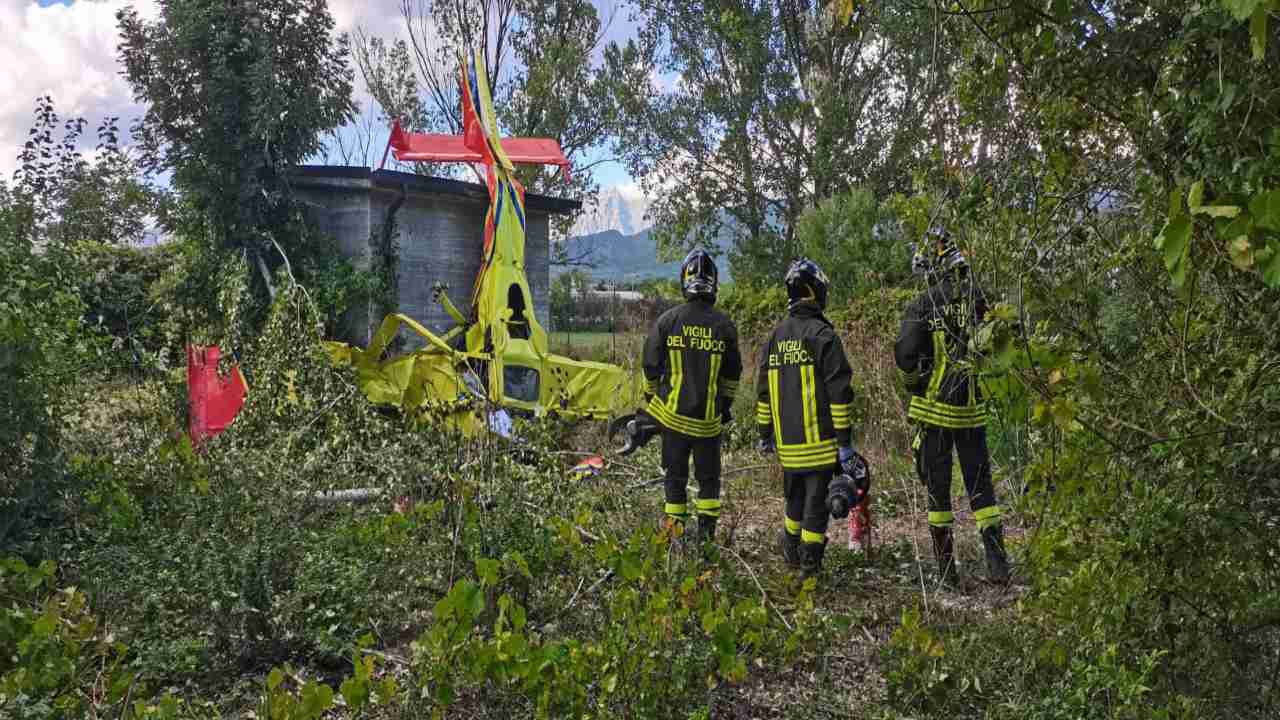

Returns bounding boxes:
[697,515,718,545]
[800,539,827,578]
[929,526,959,589]
[980,524,1011,584]
[779,530,801,567]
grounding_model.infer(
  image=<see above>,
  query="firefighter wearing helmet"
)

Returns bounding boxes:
[896,227,1011,586]
[640,249,742,546]
[755,258,862,577]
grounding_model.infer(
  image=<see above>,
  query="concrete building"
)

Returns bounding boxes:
[291,165,580,347]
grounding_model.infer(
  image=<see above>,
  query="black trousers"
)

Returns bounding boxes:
[784,469,833,544]
[662,430,722,521]
[914,425,1002,531]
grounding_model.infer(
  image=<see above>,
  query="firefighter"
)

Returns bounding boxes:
[755,258,859,576]
[895,227,1011,586]
[641,249,742,545]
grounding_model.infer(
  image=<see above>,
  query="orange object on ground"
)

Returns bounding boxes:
[187,345,247,443]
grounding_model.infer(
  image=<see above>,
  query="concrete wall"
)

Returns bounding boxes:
[292,166,574,348]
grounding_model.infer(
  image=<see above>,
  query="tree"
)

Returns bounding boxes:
[608,0,952,278]
[0,99,111,546]
[353,0,621,239]
[922,1,1280,712]
[117,0,356,300]
[793,187,906,302]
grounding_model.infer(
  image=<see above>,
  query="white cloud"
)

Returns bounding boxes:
[0,0,406,180]
[0,1,160,179]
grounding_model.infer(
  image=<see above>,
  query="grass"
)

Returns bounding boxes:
[549,329,643,363]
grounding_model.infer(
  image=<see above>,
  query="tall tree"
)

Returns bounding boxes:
[117,0,356,298]
[608,0,951,279]
[929,2,1280,712]
[353,0,620,238]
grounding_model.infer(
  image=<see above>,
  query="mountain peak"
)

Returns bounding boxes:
[571,184,651,237]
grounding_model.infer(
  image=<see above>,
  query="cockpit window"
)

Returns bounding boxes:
[503,365,539,403]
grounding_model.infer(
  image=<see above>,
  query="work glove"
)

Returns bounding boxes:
[838,446,872,497]
[758,437,775,457]
[838,445,856,466]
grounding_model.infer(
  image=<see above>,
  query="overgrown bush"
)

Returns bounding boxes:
[0,100,110,551]
[794,187,911,305]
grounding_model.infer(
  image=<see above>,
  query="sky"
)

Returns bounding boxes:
[3,0,638,194]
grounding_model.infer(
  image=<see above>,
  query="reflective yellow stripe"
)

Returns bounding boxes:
[768,368,782,445]
[694,498,721,517]
[777,443,838,460]
[801,530,825,544]
[667,349,683,413]
[909,396,987,429]
[705,352,722,421]
[778,457,837,471]
[802,365,820,444]
[928,511,954,527]
[776,438,837,470]
[784,517,801,535]
[975,505,1002,530]
[926,330,947,400]
[665,502,689,518]
[647,397,721,437]
[755,401,771,424]
[830,402,852,431]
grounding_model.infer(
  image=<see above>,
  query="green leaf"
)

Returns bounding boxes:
[1251,5,1268,61]
[465,582,485,618]
[299,682,334,719]
[340,674,370,711]
[267,667,284,692]
[1229,236,1255,269]
[1170,253,1189,288]
[1156,214,1191,272]
[1217,212,1252,241]
[1261,242,1280,287]
[1188,179,1204,210]
[1194,205,1240,218]
[1250,189,1280,231]
[1222,0,1264,22]
[108,671,135,703]
[1167,187,1184,220]
[475,557,500,587]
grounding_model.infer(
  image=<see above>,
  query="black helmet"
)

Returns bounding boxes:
[680,249,718,301]
[785,257,830,309]
[920,225,967,278]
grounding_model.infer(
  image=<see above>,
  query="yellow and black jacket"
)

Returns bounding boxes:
[755,302,855,471]
[642,299,742,438]
[894,275,988,429]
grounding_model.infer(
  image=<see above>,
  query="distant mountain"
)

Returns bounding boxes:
[557,228,678,282]
[571,186,651,237]
[559,186,754,281]
[556,227,735,283]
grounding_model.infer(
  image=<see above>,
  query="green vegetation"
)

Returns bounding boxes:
[4,0,1280,717]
